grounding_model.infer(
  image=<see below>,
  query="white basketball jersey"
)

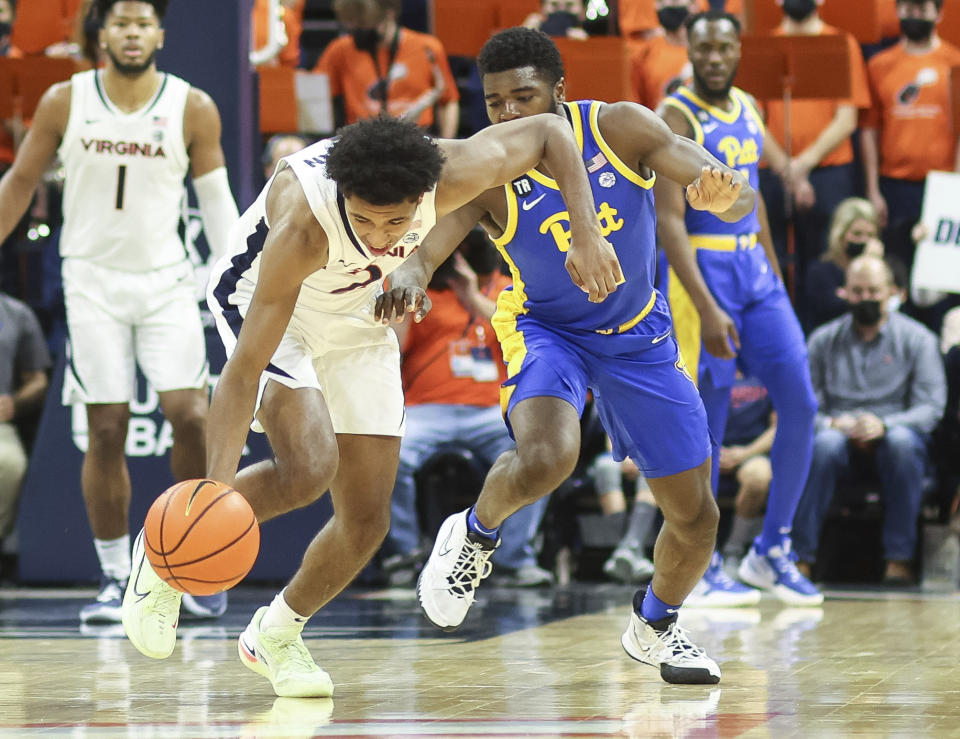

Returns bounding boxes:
[210,138,437,321]
[58,69,191,272]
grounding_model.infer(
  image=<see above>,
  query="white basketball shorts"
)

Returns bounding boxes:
[61,258,208,405]
[208,292,405,438]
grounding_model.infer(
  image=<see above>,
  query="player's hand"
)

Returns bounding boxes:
[700,303,739,359]
[374,286,432,324]
[685,166,742,214]
[565,233,623,303]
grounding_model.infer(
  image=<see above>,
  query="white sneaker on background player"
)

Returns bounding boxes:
[121,529,182,659]
[238,606,334,698]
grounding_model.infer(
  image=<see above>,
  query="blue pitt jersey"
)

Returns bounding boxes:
[492,100,660,335]
[663,86,763,237]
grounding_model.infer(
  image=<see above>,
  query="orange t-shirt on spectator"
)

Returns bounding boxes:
[314,29,458,129]
[401,273,510,408]
[763,24,870,168]
[253,0,305,68]
[631,35,690,109]
[863,39,960,181]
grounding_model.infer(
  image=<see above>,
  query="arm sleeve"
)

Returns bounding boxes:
[193,167,239,263]
[882,330,948,434]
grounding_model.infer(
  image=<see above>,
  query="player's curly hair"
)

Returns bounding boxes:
[325,117,445,205]
[95,0,169,24]
[477,28,564,86]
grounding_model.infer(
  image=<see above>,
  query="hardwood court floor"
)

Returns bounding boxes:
[1,583,959,737]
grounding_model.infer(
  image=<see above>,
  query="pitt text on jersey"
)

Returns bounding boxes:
[539,202,624,252]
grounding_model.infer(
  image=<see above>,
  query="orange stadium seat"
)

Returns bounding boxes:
[496,0,541,30]
[744,0,886,43]
[9,0,83,54]
[554,37,631,103]
[0,60,15,119]
[258,65,299,134]
[431,0,498,57]
[0,57,79,120]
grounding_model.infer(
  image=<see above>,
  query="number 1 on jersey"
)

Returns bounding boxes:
[115,165,127,209]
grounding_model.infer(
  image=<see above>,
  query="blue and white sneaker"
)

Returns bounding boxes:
[738,539,823,606]
[80,575,126,624]
[182,592,228,620]
[685,552,761,607]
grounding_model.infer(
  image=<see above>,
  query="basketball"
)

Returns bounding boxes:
[144,479,260,596]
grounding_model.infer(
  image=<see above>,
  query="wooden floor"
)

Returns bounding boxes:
[1,583,959,738]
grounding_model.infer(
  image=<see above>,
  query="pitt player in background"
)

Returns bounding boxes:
[0,0,238,623]
[380,27,756,685]
[657,10,821,607]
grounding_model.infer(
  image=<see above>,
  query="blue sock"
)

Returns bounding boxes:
[466,506,499,541]
[640,586,681,624]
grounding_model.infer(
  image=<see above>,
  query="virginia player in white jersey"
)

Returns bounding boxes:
[121,114,622,697]
[0,0,238,623]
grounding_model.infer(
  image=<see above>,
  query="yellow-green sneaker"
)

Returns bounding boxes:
[121,529,182,659]
[238,606,334,698]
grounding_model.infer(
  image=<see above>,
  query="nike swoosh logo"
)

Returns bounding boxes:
[240,635,266,665]
[85,119,99,125]
[437,527,455,557]
[651,331,671,344]
[521,193,546,211]
[132,559,152,603]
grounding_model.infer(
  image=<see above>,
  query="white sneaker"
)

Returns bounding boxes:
[238,607,334,698]
[121,529,182,659]
[621,609,721,685]
[603,546,655,584]
[738,541,824,607]
[417,510,499,630]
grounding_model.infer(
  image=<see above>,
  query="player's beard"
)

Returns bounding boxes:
[692,64,738,102]
[105,46,158,77]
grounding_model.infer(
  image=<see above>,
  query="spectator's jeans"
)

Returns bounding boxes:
[792,425,930,563]
[0,423,27,538]
[386,403,548,570]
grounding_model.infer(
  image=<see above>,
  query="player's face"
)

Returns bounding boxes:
[100,2,164,76]
[688,19,741,99]
[482,66,564,124]
[343,195,422,255]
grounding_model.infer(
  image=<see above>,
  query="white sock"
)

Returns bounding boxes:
[260,588,309,631]
[94,535,131,582]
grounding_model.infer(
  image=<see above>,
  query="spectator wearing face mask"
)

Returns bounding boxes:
[630,0,703,110]
[314,0,459,137]
[862,0,960,276]
[793,254,946,585]
[804,197,883,332]
[523,0,590,41]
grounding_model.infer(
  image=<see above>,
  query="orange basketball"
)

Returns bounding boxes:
[144,479,260,596]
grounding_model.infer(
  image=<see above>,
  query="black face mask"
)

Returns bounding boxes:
[845,240,868,259]
[900,18,935,42]
[657,7,690,32]
[540,11,578,37]
[851,300,883,326]
[782,0,817,22]
[351,27,381,54]
[0,22,11,39]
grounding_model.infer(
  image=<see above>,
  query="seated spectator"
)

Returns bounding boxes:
[588,440,656,585]
[716,373,776,575]
[314,0,459,137]
[262,133,308,185]
[0,288,51,563]
[630,0,698,110]
[523,0,589,40]
[793,254,946,585]
[804,197,882,332]
[383,229,552,587]
[934,307,960,515]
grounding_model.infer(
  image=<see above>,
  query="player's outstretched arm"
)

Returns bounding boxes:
[435,114,622,302]
[184,88,238,261]
[206,168,327,484]
[0,82,70,245]
[375,200,486,324]
[599,101,755,222]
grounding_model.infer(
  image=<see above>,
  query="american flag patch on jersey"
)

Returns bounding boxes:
[587,152,607,173]
[152,115,167,128]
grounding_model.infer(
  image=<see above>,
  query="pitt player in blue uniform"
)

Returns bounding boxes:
[657,11,821,606]
[379,28,757,685]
